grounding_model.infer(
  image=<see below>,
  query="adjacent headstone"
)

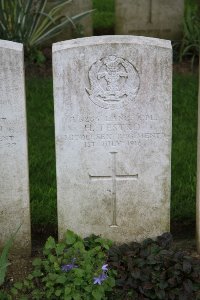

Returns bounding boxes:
[48,0,93,43]
[116,0,184,40]
[53,36,172,243]
[196,56,200,253]
[0,40,31,254]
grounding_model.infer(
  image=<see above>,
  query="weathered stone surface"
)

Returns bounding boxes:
[116,0,184,40]
[0,40,31,254]
[53,35,172,243]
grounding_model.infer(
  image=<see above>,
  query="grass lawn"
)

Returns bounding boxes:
[26,72,198,228]
[92,0,115,34]
[171,73,198,220]
[26,79,57,227]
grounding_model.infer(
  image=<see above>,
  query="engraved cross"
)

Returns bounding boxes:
[89,152,138,227]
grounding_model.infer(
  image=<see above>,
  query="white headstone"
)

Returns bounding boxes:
[0,40,30,254]
[53,36,172,243]
[116,0,184,40]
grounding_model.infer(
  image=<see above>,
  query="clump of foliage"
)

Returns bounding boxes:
[11,231,115,299]
[108,233,200,300]
[0,0,93,61]
[179,3,200,66]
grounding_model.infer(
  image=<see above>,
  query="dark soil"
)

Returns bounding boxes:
[25,47,52,78]
[173,60,199,75]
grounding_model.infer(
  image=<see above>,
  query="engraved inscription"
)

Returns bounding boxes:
[0,117,16,148]
[89,152,138,226]
[63,112,166,148]
[86,55,140,109]
[66,113,159,123]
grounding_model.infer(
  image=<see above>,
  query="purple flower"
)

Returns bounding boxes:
[102,264,108,271]
[93,275,104,285]
[93,272,108,285]
[61,258,78,272]
[100,273,108,280]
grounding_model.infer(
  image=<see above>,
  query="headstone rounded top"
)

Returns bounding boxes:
[0,39,23,51]
[53,32,172,243]
[53,35,172,52]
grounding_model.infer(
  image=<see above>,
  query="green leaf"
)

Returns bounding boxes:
[14,282,23,289]
[72,293,81,300]
[65,230,77,245]
[44,236,56,250]
[56,274,67,284]
[64,296,72,300]
[53,261,60,271]
[32,258,42,266]
[55,289,62,296]
[27,274,33,281]
[108,276,115,287]
[47,272,57,282]
[11,287,18,295]
[73,241,85,250]
[92,289,103,300]
[74,277,83,285]
[32,269,43,277]
[64,286,72,295]
[49,254,57,263]
[55,243,65,256]
[73,268,84,278]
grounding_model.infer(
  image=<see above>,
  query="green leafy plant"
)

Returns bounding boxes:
[11,230,116,299]
[108,233,200,300]
[0,0,93,55]
[179,4,200,66]
[0,225,21,300]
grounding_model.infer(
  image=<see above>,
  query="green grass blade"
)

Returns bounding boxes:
[0,225,21,286]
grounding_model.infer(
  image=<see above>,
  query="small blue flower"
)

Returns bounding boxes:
[93,275,104,285]
[100,273,108,280]
[101,264,108,271]
[61,258,78,272]
[93,272,108,285]
[61,264,73,272]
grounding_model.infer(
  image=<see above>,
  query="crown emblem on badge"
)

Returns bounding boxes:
[86,55,140,109]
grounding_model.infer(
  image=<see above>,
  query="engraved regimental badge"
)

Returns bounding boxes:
[86,55,140,109]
